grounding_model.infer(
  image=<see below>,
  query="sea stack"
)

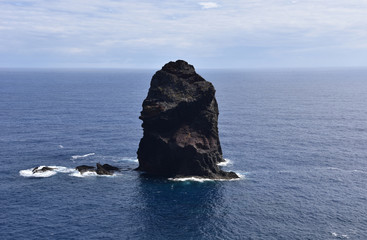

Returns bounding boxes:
[137,60,239,179]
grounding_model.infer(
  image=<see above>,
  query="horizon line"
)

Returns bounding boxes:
[1,65,367,71]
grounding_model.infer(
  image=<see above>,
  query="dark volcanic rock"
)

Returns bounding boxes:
[96,163,113,175]
[76,165,95,174]
[137,60,239,179]
[32,166,55,173]
[101,164,120,172]
[76,164,120,175]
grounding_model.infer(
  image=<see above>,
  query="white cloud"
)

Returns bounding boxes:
[63,47,88,54]
[1,0,367,67]
[199,2,219,9]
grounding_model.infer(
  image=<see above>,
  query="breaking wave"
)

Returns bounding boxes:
[322,167,367,174]
[331,232,349,239]
[120,157,138,163]
[69,171,98,178]
[168,173,244,182]
[168,177,215,182]
[70,171,122,178]
[20,165,122,178]
[71,153,95,160]
[19,166,76,178]
[217,158,232,167]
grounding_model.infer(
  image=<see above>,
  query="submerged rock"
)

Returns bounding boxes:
[32,166,55,173]
[137,60,239,179]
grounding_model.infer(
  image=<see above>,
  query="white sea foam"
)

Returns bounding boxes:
[217,158,232,167]
[19,168,57,178]
[352,169,367,174]
[69,171,121,178]
[51,166,76,173]
[71,153,95,160]
[122,157,138,163]
[69,171,98,178]
[236,173,245,179]
[277,170,295,174]
[19,166,75,178]
[324,167,367,174]
[20,164,124,178]
[326,167,341,171]
[58,145,64,149]
[168,173,244,182]
[168,177,215,182]
[331,232,349,239]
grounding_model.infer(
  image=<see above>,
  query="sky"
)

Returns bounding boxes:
[1,0,367,69]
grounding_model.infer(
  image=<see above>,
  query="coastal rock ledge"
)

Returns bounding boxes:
[137,60,239,179]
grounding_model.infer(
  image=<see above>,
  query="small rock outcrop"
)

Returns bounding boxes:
[96,163,113,175]
[75,165,95,174]
[32,166,55,173]
[76,163,120,175]
[137,60,239,179]
[101,164,120,172]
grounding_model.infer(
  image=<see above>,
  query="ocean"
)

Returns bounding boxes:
[0,68,366,239]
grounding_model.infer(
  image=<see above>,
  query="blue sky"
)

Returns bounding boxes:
[1,0,367,69]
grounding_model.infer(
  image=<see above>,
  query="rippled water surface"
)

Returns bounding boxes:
[1,68,367,239]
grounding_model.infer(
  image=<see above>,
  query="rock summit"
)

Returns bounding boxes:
[137,60,239,179]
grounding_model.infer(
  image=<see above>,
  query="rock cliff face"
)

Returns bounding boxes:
[137,60,239,179]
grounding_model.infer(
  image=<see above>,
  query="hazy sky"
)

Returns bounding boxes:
[1,0,367,69]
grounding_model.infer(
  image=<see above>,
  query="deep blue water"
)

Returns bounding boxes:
[1,68,367,239]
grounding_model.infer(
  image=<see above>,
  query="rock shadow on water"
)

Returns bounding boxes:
[133,175,231,239]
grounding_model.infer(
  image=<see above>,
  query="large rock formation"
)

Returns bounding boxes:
[137,60,239,179]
